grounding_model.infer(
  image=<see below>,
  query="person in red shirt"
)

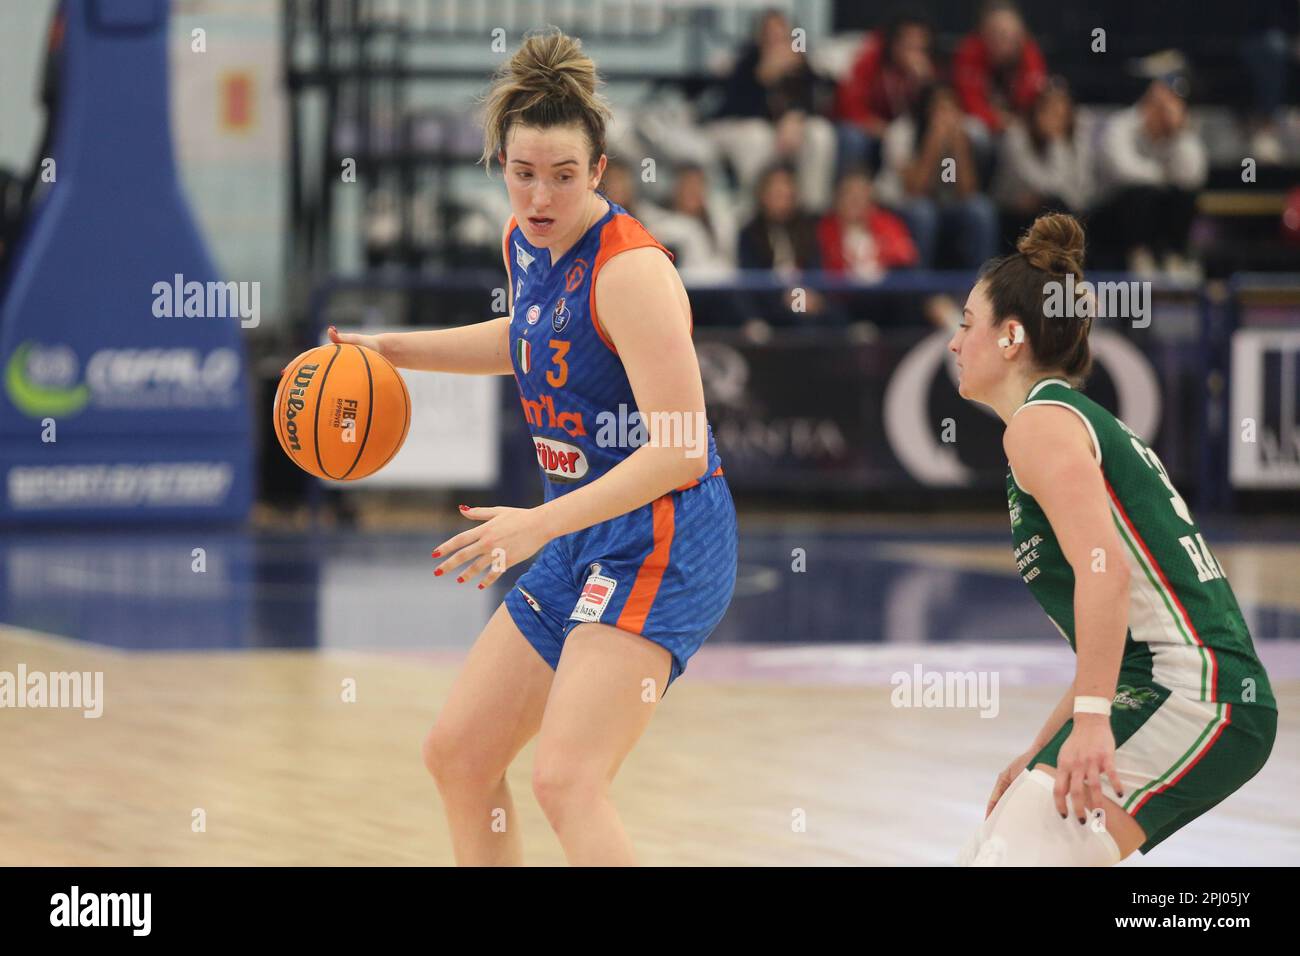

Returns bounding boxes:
[952,0,1047,135]
[834,16,934,176]
[818,169,918,280]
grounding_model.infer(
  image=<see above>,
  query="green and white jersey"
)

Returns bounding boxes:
[1006,378,1275,710]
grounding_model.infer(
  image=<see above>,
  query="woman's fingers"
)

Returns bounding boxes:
[1083,762,1106,815]
[1053,767,1071,818]
[431,539,486,579]
[1104,754,1124,799]
[459,553,500,589]
[1069,769,1088,824]
[431,527,482,565]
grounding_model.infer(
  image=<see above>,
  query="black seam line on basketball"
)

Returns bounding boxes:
[374,370,410,473]
[314,344,343,480]
[342,345,375,479]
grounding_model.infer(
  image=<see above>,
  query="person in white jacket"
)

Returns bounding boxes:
[991,81,1094,248]
[1089,80,1208,277]
[638,164,739,281]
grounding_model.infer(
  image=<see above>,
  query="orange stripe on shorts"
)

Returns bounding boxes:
[616,495,676,634]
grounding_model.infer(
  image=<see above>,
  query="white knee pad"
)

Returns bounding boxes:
[956,769,1121,867]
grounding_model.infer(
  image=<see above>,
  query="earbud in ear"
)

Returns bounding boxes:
[997,324,1026,348]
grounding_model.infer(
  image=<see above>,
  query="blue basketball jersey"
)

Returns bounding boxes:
[501,200,722,500]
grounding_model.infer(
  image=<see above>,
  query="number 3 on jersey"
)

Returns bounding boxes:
[1129,436,1192,524]
[546,339,570,388]
[1125,428,1225,583]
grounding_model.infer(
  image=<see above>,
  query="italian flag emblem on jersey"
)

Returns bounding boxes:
[516,339,531,374]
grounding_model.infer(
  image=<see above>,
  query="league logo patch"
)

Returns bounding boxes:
[525,304,541,325]
[570,569,617,624]
[552,297,571,333]
[515,242,535,273]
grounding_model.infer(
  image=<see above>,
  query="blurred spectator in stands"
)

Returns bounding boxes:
[737,163,827,322]
[601,157,649,219]
[1240,2,1299,165]
[991,79,1093,248]
[834,14,935,176]
[642,163,737,279]
[817,168,917,280]
[874,84,998,268]
[1091,79,1207,277]
[708,8,837,213]
[952,0,1046,137]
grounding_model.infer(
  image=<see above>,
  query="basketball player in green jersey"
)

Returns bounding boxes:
[949,213,1276,865]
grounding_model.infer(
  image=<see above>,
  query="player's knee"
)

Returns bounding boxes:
[421,723,497,790]
[963,769,1121,867]
[531,757,605,822]
[420,724,454,779]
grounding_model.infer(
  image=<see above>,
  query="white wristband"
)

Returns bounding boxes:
[1074,695,1111,716]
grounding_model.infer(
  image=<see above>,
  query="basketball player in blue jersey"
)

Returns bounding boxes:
[330,28,736,865]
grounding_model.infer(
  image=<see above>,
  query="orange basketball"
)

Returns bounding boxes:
[273,343,411,480]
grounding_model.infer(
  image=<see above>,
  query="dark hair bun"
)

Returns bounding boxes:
[1016,213,1085,280]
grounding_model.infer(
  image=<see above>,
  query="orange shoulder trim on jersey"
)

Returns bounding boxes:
[588,213,675,355]
[501,216,518,296]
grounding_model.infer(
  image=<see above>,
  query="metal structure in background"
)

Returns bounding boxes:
[280,0,817,290]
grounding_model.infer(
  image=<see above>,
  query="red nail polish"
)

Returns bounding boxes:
[434,569,443,577]
[431,550,441,557]
[459,504,469,511]
[456,576,464,583]
[477,584,484,590]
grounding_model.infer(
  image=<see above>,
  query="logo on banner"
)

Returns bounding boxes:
[4,341,240,418]
[4,342,89,416]
[551,297,571,333]
[570,567,617,623]
[883,330,1160,486]
[1230,329,1300,489]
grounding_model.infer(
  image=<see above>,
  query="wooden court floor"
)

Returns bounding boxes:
[2,624,1294,866]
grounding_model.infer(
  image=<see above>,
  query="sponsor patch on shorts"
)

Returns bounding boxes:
[569,572,617,624]
[1113,685,1159,711]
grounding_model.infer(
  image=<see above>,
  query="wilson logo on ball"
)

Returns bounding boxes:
[282,363,320,452]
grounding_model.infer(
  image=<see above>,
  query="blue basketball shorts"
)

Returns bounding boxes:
[504,473,737,689]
